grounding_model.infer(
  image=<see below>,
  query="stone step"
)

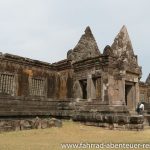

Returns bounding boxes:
[129,111,138,115]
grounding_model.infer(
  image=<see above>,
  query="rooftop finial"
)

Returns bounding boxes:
[84,26,92,35]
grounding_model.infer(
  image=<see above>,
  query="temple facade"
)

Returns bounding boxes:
[0,25,149,130]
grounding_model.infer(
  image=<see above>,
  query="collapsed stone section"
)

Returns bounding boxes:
[0,117,62,132]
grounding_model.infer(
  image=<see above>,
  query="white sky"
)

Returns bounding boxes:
[0,0,149,81]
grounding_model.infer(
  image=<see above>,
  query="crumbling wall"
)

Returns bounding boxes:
[0,117,62,132]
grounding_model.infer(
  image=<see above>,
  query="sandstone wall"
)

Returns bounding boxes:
[0,53,73,117]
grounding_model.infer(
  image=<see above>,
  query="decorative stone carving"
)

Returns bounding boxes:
[146,74,150,85]
[111,25,139,71]
[103,45,114,56]
[29,77,45,96]
[0,73,15,95]
[111,25,134,57]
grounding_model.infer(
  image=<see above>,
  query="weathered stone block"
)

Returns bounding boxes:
[54,119,62,128]
[114,115,128,124]
[103,115,114,123]
[20,120,32,130]
[33,117,41,129]
[129,116,144,124]
[127,124,144,131]
[41,119,48,129]
[12,120,21,131]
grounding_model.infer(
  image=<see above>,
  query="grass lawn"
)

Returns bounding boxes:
[0,120,150,150]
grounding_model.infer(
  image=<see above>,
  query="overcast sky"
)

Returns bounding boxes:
[0,0,149,81]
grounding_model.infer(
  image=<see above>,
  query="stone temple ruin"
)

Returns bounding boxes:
[0,25,150,131]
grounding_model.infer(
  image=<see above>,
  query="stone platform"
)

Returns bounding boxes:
[73,112,144,131]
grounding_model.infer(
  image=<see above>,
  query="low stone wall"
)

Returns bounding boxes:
[0,117,62,132]
[73,111,144,131]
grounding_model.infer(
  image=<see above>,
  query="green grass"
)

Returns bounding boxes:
[0,120,149,150]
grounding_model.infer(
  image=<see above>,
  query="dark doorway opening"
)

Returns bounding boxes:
[79,80,87,99]
[125,81,136,111]
[92,78,96,89]
[125,84,132,106]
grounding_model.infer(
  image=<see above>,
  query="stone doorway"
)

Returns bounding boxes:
[125,82,135,110]
[79,79,87,99]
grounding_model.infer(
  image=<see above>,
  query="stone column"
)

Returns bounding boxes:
[87,74,96,101]
[73,80,82,101]
[135,82,139,107]
[121,77,126,105]
[101,73,109,103]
